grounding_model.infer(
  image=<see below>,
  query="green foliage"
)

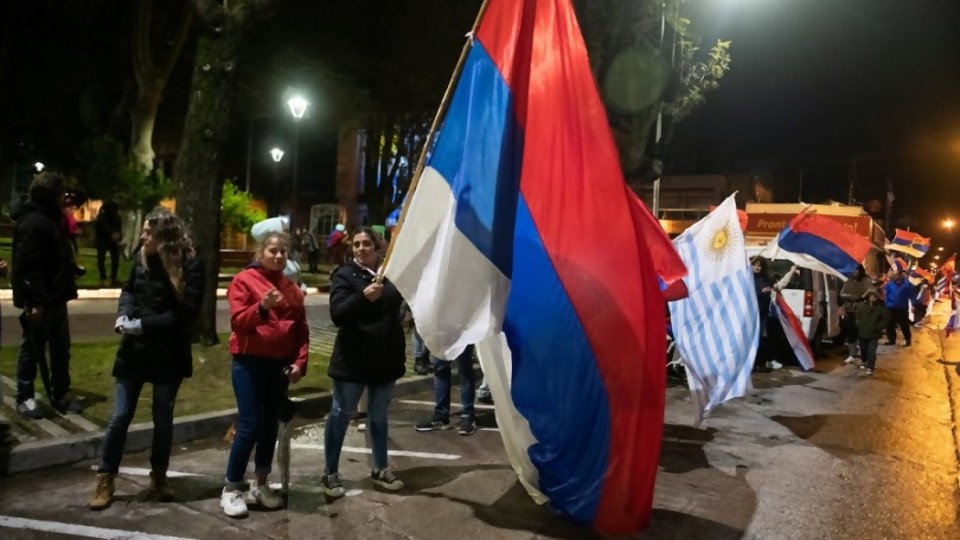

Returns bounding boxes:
[78,135,172,212]
[220,180,266,233]
[663,17,732,122]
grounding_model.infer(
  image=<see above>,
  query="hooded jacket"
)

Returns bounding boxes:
[11,201,78,308]
[327,260,406,384]
[227,263,309,372]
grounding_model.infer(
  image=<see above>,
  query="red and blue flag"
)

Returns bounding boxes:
[886,228,931,258]
[772,291,816,370]
[384,0,686,533]
[765,211,874,280]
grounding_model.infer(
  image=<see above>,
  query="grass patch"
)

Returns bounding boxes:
[0,245,134,289]
[0,334,332,425]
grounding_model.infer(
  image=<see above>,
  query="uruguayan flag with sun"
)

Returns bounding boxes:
[669,195,759,425]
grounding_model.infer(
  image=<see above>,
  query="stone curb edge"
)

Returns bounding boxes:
[1,374,438,476]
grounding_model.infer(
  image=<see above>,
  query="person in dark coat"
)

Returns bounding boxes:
[12,172,80,419]
[752,257,775,373]
[95,201,123,287]
[322,227,406,498]
[88,208,204,511]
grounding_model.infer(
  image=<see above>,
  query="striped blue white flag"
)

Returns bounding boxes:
[669,195,759,425]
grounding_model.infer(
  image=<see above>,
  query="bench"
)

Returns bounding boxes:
[218,250,255,269]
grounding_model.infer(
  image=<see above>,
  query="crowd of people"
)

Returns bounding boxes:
[6,170,946,517]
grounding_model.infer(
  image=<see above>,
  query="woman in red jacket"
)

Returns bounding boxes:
[221,231,309,518]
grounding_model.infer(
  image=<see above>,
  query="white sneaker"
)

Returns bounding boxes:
[221,488,248,517]
[843,356,857,365]
[245,480,284,509]
[357,422,367,432]
[766,360,783,370]
[865,368,874,376]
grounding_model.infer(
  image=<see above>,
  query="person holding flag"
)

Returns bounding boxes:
[883,268,916,346]
[840,265,871,364]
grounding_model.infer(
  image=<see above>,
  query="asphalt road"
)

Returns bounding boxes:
[1,304,959,539]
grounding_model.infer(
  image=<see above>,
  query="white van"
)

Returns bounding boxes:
[745,244,843,356]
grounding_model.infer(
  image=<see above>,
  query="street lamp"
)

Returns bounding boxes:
[935,255,941,260]
[939,246,945,252]
[34,162,44,172]
[944,218,956,231]
[286,95,310,227]
[270,148,285,216]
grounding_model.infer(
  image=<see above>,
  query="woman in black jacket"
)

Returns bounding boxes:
[322,227,405,498]
[88,208,204,510]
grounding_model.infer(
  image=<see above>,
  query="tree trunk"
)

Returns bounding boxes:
[173,17,245,346]
[129,77,164,170]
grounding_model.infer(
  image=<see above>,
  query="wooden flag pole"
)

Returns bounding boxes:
[376,0,492,283]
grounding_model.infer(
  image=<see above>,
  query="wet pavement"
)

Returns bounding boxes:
[1,303,960,539]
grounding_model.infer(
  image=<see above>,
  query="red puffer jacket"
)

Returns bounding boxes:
[228,264,309,373]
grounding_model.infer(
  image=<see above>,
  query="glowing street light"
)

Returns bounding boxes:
[34,162,44,172]
[270,148,285,162]
[286,94,310,226]
[935,255,941,260]
[939,246,945,251]
[944,218,956,230]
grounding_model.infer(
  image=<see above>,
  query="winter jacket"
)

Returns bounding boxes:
[855,300,887,339]
[328,260,406,385]
[884,279,915,309]
[11,201,78,309]
[94,211,122,247]
[112,250,204,383]
[754,273,774,319]
[228,263,309,373]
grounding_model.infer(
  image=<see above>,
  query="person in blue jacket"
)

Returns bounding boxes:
[883,268,916,346]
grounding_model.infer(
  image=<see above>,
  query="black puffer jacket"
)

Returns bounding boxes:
[113,250,204,383]
[328,261,406,385]
[11,201,78,309]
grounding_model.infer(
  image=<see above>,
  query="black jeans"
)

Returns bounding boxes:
[886,308,911,344]
[859,338,879,370]
[97,243,120,281]
[99,377,182,474]
[16,303,71,403]
[913,304,928,324]
[307,250,319,273]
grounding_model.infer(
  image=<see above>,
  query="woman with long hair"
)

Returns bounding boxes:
[322,227,406,497]
[220,231,308,517]
[88,208,204,510]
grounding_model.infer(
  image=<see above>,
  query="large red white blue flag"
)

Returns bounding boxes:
[384,0,686,533]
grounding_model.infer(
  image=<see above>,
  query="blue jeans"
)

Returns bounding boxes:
[324,379,395,473]
[225,356,290,485]
[413,330,427,358]
[433,345,476,420]
[16,303,71,403]
[99,377,182,474]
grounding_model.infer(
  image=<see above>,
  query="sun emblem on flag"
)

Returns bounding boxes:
[701,218,740,262]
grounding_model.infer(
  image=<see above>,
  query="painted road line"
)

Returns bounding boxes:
[397,399,496,411]
[0,515,196,540]
[90,465,202,478]
[292,443,461,460]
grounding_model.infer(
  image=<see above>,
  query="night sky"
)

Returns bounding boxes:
[671,0,960,251]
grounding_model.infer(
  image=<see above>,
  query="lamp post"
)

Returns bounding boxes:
[287,95,309,226]
[34,162,44,172]
[270,147,285,216]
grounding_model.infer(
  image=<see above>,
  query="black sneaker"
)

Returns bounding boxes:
[413,356,432,375]
[52,396,84,414]
[16,398,43,420]
[370,468,403,491]
[321,472,345,498]
[478,395,494,405]
[458,417,477,436]
[415,417,451,432]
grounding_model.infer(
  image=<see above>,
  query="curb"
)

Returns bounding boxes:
[1,374,439,476]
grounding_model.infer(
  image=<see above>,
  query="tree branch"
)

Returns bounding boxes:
[136,0,155,75]
[192,0,228,28]
[160,3,194,83]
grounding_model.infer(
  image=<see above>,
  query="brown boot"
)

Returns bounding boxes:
[150,470,175,502]
[89,473,115,510]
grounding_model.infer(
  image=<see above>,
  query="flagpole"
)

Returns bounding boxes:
[377,0,492,282]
